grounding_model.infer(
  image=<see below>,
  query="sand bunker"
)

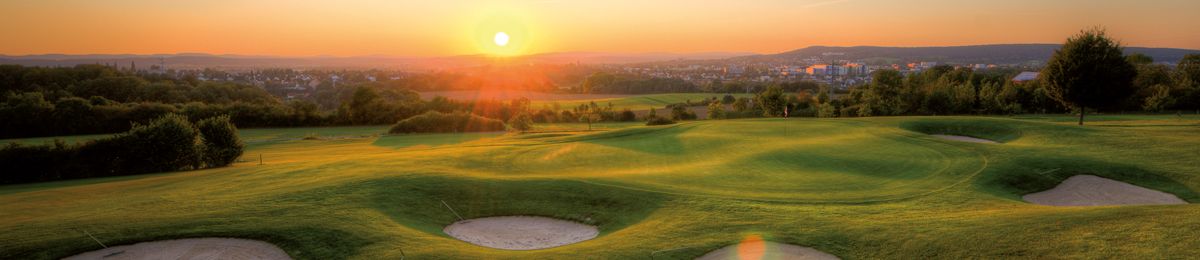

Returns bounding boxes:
[931,134,997,144]
[696,240,839,260]
[1023,175,1187,206]
[444,216,599,250]
[65,237,290,260]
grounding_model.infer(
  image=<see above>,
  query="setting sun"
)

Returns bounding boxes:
[494,32,510,47]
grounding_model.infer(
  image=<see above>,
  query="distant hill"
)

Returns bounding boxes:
[739,44,1199,65]
[0,51,755,70]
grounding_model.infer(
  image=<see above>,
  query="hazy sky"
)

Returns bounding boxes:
[1,0,1198,56]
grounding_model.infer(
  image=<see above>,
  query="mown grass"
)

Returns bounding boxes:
[1,115,1198,259]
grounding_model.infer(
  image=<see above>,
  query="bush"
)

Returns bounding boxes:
[669,104,697,120]
[508,112,534,132]
[197,115,245,167]
[618,109,637,122]
[120,114,203,173]
[646,117,676,126]
[0,113,242,184]
[389,111,506,134]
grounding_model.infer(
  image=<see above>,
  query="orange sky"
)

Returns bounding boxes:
[1,0,1198,56]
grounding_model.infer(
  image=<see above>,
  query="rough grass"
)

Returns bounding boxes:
[1,116,1198,259]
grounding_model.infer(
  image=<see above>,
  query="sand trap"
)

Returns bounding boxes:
[444,216,598,250]
[931,134,997,144]
[65,237,290,260]
[697,240,839,260]
[1023,175,1187,206]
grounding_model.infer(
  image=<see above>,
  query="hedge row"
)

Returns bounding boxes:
[0,114,244,184]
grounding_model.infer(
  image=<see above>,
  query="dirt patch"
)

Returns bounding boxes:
[65,237,290,260]
[931,134,998,144]
[1023,175,1187,206]
[696,240,839,260]
[444,216,598,250]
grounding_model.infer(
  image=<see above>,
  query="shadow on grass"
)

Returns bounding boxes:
[899,118,1025,143]
[361,175,664,238]
[975,155,1199,202]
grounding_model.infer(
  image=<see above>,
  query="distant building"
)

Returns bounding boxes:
[1012,72,1040,83]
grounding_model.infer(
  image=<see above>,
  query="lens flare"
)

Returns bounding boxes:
[736,234,768,260]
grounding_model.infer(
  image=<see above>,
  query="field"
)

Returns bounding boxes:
[2,115,1199,259]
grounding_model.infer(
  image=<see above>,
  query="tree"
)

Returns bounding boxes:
[507,112,533,132]
[197,115,244,167]
[1040,28,1136,125]
[816,86,830,104]
[707,100,725,119]
[670,104,695,120]
[1176,54,1200,110]
[721,94,736,104]
[732,97,750,112]
[817,103,837,118]
[755,85,787,117]
[861,69,905,116]
[348,86,381,124]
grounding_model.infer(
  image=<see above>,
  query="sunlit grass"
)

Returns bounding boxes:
[1,116,1198,259]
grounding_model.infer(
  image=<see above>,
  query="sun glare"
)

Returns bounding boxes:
[474,13,529,56]
[494,32,510,47]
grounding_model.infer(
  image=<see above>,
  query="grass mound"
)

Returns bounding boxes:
[388,111,505,134]
[900,118,1021,143]
[359,176,664,237]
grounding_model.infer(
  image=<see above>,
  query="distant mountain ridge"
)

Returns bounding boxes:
[0,51,754,70]
[743,44,1198,64]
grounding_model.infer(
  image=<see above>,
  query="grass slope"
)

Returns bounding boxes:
[1,116,1198,259]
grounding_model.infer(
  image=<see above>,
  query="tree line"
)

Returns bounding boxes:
[0,65,538,138]
[699,29,1200,124]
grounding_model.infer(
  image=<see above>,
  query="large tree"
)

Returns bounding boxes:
[1176,54,1200,110]
[1040,28,1137,125]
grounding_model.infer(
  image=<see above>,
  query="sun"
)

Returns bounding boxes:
[494,32,509,47]
[474,14,529,56]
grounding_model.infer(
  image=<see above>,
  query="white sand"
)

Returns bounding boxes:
[931,134,997,144]
[1023,175,1187,206]
[65,237,290,260]
[444,216,599,250]
[696,240,839,260]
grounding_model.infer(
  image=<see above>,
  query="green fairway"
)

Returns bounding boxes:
[531,93,753,111]
[1,116,1198,259]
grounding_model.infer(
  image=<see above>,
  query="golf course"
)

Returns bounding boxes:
[1,115,1197,259]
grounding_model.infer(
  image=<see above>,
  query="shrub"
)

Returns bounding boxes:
[121,113,203,173]
[508,112,534,132]
[389,111,506,134]
[0,113,242,184]
[646,117,676,126]
[197,115,244,167]
[669,104,697,120]
[618,109,637,122]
